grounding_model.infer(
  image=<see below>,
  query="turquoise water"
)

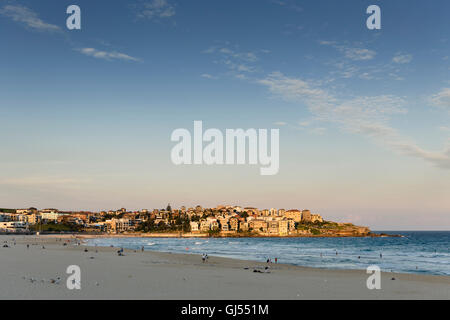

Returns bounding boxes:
[86,231,450,276]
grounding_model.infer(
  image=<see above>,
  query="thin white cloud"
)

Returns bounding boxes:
[76,48,141,62]
[318,40,336,46]
[0,4,61,32]
[271,0,303,12]
[343,48,376,61]
[201,73,218,79]
[258,72,450,169]
[137,0,175,20]
[203,44,260,76]
[273,121,287,126]
[319,41,376,61]
[431,88,450,109]
[392,53,413,64]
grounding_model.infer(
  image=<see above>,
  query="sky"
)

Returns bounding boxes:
[0,0,449,230]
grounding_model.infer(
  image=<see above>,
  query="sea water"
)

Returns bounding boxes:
[86,231,450,276]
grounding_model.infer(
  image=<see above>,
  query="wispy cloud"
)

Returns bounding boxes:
[201,73,218,79]
[392,53,413,64]
[343,48,376,61]
[0,4,61,32]
[270,0,303,13]
[258,71,450,169]
[76,48,141,62]
[319,42,411,81]
[319,41,376,61]
[136,0,175,20]
[203,44,260,78]
[431,88,450,110]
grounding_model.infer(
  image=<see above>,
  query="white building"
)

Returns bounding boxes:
[0,221,28,232]
[190,221,199,232]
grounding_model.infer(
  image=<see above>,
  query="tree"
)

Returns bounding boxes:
[239,212,249,218]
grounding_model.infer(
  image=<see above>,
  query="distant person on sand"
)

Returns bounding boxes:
[275,258,278,263]
[202,253,206,263]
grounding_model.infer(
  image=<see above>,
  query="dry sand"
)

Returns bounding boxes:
[0,235,448,300]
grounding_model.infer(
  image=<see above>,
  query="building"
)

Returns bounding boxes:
[16,209,30,214]
[105,218,135,233]
[268,221,279,235]
[250,219,268,233]
[301,210,312,222]
[190,221,199,232]
[285,209,302,222]
[41,210,63,222]
[211,220,219,230]
[244,207,259,216]
[278,220,289,235]
[200,220,210,232]
[311,214,323,223]
[0,221,28,233]
[240,222,249,231]
[229,217,239,231]
[221,222,229,231]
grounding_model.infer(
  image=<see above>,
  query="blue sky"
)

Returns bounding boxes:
[1,0,449,229]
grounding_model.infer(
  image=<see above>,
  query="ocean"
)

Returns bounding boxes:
[85,231,450,276]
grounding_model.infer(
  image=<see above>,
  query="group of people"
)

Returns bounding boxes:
[266,257,278,264]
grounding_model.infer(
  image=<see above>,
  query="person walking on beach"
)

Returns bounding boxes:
[275,257,278,264]
[202,253,206,263]
[27,244,29,249]
[141,246,144,252]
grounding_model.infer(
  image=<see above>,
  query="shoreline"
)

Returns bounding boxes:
[82,236,440,277]
[1,234,448,299]
[2,231,401,239]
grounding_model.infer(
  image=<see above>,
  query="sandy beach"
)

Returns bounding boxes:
[0,235,448,300]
